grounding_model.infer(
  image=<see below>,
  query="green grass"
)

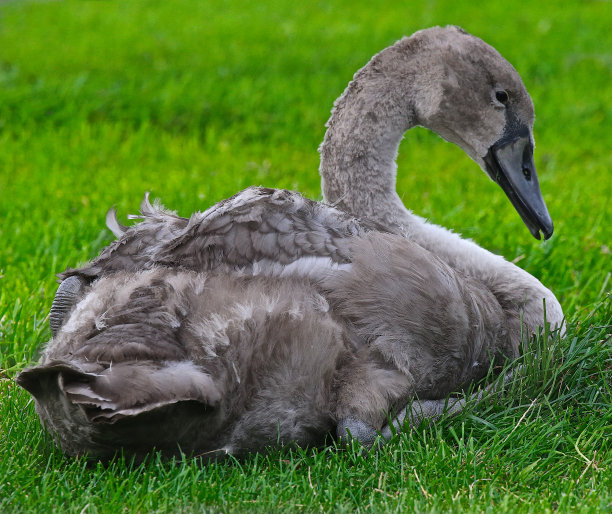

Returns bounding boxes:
[0,0,610,511]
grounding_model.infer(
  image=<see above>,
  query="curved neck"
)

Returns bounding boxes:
[318,58,544,285]
[318,65,502,274]
[319,74,413,230]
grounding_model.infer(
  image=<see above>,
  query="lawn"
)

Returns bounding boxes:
[0,0,610,511]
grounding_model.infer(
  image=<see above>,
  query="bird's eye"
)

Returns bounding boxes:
[495,90,509,105]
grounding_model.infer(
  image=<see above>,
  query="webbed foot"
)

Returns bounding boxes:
[336,417,380,448]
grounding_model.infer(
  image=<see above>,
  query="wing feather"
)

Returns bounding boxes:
[60,187,383,282]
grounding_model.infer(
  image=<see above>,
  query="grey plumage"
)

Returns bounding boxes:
[17,26,563,459]
[61,188,378,282]
[20,269,347,459]
[18,188,519,459]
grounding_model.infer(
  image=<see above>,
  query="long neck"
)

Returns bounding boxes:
[319,67,507,275]
[319,73,412,231]
[318,63,564,331]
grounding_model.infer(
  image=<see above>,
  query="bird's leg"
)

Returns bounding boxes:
[380,368,519,440]
[335,345,414,447]
[380,397,469,440]
[336,417,379,447]
[49,276,88,337]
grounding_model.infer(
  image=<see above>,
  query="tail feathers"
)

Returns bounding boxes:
[61,383,117,410]
[139,191,155,216]
[17,362,97,400]
[17,360,221,423]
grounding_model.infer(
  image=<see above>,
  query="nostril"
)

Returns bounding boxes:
[522,167,532,181]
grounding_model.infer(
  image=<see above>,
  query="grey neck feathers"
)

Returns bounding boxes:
[319,48,415,231]
[319,45,498,272]
[318,41,563,329]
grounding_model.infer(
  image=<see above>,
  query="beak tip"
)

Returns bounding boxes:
[542,215,554,240]
[532,220,553,241]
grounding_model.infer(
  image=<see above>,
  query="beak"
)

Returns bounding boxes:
[483,129,554,240]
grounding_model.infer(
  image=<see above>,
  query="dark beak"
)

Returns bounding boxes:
[483,129,554,240]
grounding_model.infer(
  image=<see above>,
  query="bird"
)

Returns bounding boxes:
[18,188,526,458]
[17,26,564,459]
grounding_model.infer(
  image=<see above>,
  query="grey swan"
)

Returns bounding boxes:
[18,188,526,458]
[16,26,563,459]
